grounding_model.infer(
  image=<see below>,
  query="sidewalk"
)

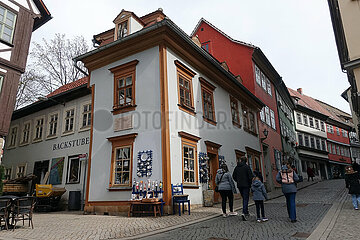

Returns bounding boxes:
[0,179,319,240]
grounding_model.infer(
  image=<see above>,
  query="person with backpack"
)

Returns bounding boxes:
[215,163,237,217]
[344,165,360,210]
[251,176,268,222]
[233,156,254,220]
[276,162,299,223]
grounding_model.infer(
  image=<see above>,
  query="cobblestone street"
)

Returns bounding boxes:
[0,179,356,240]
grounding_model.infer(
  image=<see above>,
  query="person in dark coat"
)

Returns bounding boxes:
[233,156,254,220]
[345,166,360,210]
[352,162,360,173]
[215,164,237,217]
[307,166,315,181]
[276,162,299,223]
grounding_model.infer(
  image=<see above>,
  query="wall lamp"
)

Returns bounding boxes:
[38,96,65,106]
[261,128,269,142]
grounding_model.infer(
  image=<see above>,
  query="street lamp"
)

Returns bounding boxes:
[261,128,269,142]
[38,96,65,106]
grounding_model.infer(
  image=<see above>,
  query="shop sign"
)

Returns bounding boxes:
[52,137,90,151]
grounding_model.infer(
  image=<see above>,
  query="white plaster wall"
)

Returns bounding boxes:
[294,110,327,138]
[2,94,91,201]
[166,49,261,205]
[130,17,143,35]
[88,47,162,202]
[0,51,11,61]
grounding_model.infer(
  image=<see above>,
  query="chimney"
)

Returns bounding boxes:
[297,88,303,95]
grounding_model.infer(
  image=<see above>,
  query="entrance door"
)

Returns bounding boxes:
[32,160,50,193]
[320,163,327,180]
[208,152,220,203]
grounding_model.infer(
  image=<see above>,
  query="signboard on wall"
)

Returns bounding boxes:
[49,157,65,185]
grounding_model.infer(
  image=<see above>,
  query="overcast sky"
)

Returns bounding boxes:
[31,0,351,113]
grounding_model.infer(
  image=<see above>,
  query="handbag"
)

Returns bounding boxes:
[215,172,225,192]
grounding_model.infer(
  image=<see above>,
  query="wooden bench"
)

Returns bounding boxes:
[128,201,162,217]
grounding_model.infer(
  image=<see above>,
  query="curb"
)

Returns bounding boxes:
[122,181,320,240]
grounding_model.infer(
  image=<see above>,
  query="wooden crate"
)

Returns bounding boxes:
[3,183,28,193]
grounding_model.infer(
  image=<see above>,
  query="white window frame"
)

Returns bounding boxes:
[4,167,12,180]
[47,111,60,139]
[296,112,302,124]
[261,72,267,91]
[7,124,19,149]
[79,101,91,132]
[309,117,314,128]
[265,106,271,126]
[321,121,325,132]
[255,64,261,85]
[336,127,340,136]
[16,164,27,178]
[0,6,17,44]
[0,75,4,95]
[33,115,45,143]
[66,155,81,184]
[260,107,265,122]
[266,78,272,96]
[298,133,303,146]
[315,119,319,129]
[62,106,76,136]
[20,120,31,146]
[270,109,276,130]
[303,114,308,126]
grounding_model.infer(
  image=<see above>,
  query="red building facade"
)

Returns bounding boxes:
[192,19,283,189]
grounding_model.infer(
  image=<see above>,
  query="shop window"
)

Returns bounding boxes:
[255,65,261,85]
[175,60,196,115]
[80,102,92,130]
[47,112,59,138]
[20,121,31,145]
[33,116,45,142]
[0,6,16,44]
[230,96,241,127]
[109,60,138,115]
[67,155,81,184]
[4,168,11,180]
[296,113,302,124]
[200,77,216,125]
[49,157,65,185]
[270,109,276,130]
[16,164,26,178]
[7,125,18,148]
[108,133,137,187]
[63,108,75,134]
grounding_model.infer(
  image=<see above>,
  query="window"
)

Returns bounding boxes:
[4,168,11,180]
[242,105,257,134]
[48,112,58,137]
[270,109,276,130]
[81,102,92,129]
[33,117,44,141]
[304,135,309,147]
[336,127,340,136]
[16,165,26,178]
[332,144,336,154]
[255,65,261,85]
[260,107,265,122]
[67,155,81,184]
[117,21,128,39]
[309,117,314,128]
[235,150,246,163]
[310,137,315,148]
[8,125,18,148]
[315,119,319,129]
[303,115,308,126]
[261,72,267,91]
[201,41,210,52]
[230,96,240,127]
[316,138,321,149]
[20,121,31,145]
[179,132,200,185]
[336,146,340,155]
[109,60,138,114]
[340,147,344,156]
[297,113,302,124]
[342,130,348,138]
[0,6,16,43]
[327,124,333,133]
[265,106,270,126]
[242,105,249,130]
[321,121,325,132]
[0,75,4,95]
[108,133,137,187]
[247,148,262,172]
[175,61,196,114]
[63,108,75,133]
[200,77,216,124]
[274,149,282,170]
[249,112,256,133]
[328,143,332,153]
[266,79,272,96]
[298,133,303,146]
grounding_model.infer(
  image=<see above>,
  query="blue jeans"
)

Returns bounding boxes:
[351,194,360,209]
[284,192,296,220]
[238,187,250,214]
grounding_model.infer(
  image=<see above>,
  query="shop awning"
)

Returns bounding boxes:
[328,160,351,166]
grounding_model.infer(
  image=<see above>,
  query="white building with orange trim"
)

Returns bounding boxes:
[75,9,265,214]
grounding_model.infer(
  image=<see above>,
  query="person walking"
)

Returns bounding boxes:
[344,166,360,210]
[307,166,315,181]
[233,156,254,221]
[276,162,299,223]
[251,176,268,223]
[215,164,237,217]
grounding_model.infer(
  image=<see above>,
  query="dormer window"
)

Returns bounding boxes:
[117,21,128,39]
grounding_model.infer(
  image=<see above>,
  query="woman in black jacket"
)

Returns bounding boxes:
[345,166,360,210]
